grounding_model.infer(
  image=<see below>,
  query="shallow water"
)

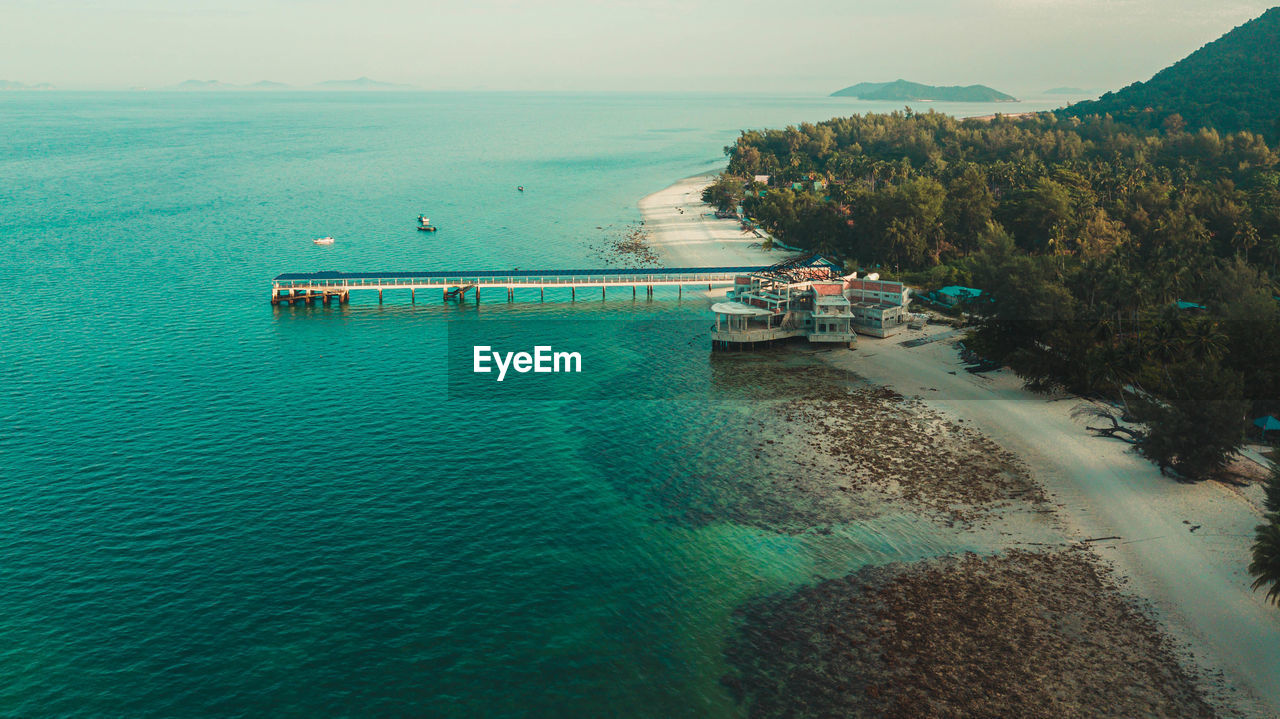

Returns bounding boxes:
[0,91,1067,717]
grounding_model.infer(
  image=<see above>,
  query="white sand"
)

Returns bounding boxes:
[823,327,1280,716]
[639,173,1280,712]
[638,176,790,267]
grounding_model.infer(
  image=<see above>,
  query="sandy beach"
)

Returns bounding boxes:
[638,175,787,267]
[826,326,1280,715]
[641,175,1280,717]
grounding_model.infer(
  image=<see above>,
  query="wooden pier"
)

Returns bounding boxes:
[269,265,812,306]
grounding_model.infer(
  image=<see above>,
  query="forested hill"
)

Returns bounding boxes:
[1061,8,1280,137]
[833,80,1017,103]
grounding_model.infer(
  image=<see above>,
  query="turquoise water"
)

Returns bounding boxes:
[0,92,1062,717]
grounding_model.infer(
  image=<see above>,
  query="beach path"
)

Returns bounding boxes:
[639,176,789,268]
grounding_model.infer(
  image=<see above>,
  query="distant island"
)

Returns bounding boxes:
[167,76,416,91]
[0,80,54,91]
[314,77,415,90]
[174,80,240,90]
[832,80,1017,102]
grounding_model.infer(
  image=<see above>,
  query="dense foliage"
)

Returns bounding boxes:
[1061,8,1280,139]
[719,109,1280,479]
[718,103,1280,604]
[1253,466,1280,606]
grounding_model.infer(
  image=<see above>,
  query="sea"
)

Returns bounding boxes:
[0,91,1072,718]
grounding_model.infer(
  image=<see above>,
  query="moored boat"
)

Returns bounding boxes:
[313,236,334,245]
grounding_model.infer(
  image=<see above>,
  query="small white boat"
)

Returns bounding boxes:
[313,236,334,245]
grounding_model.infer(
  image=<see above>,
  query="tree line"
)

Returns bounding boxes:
[710,108,1280,603]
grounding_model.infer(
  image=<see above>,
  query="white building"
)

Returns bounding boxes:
[710,256,913,348]
[710,256,857,349]
[844,277,912,338]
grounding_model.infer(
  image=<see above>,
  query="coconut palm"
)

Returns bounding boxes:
[1185,319,1228,361]
[1249,517,1280,605]
[1255,233,1280,275]
[1264,465,1280,514]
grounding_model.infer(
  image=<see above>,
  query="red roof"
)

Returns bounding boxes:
[845,279,902,294]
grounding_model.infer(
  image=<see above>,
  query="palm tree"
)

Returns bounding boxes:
[1264,465,1280,514]
[1249,517,1280,605]
[1254,233,1280,275]
[1146,313,1183,365]
[1231,223,1259,259]
[1185,319,1228,362]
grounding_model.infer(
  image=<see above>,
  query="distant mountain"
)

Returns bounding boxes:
[165,77,413,91]
[1060,8,1280,136]
[173,79,237,90]
[832,80,1017,102]
[0,80,54,90]
[313,77,415,90]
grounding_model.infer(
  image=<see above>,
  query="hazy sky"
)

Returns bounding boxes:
[2,0,1273,93]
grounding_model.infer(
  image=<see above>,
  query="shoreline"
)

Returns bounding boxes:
[638,175,789,268]
[640,175,1280,716]
[821,325,1280,715]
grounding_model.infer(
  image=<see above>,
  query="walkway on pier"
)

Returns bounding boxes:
[269,264,836,305]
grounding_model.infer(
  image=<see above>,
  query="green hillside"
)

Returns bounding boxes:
[1061,8,1280,137]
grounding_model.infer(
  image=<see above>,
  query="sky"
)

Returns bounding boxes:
[1,0,1274,93]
